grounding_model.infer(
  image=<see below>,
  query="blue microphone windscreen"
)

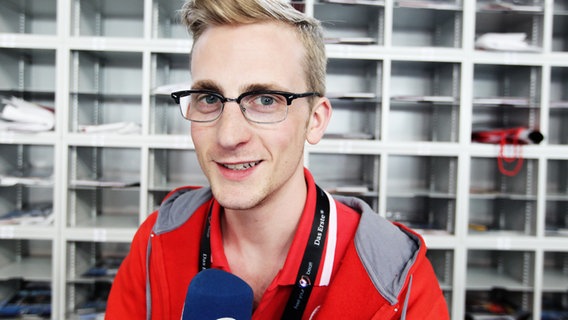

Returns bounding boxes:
[182,268,254,320]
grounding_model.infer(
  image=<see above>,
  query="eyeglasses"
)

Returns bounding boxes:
[171,89,321,124]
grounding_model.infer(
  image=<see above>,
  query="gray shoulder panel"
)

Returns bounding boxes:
[153,187,212,234]
[334,195,420,305]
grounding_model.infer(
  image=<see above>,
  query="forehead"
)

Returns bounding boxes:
[190,22,307,92]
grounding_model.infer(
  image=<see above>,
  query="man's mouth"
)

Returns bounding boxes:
[221,161,261,171]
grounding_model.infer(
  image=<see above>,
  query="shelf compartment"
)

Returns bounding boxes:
[149,148,207,191]
[66,241,129,282]
[549,107,568,145]
[0,278,51,318]
[151,52,191,135]
[148,148,207,211]
[325,98,380,140]
[469,197,537,235]
[549,67,568,145]
[390,61,461,101]
[326,58,381,139]
[387,195,455,235]
[66,241,128,318]
[326,58,381,97]
[388,102,459,142]
[70,50,143,96]
[475,3,544,51]
[553,0,568,52]
[472,64,541,132]
[470,157,538,196]
[0,144,54,227]
[541,291,568,319]
[386,155,457,234]
[542,251,568,292]
[387,155,457,195]
[152,0,188,39]
[67,146,141,228]
[0,144,54,184]
[545,200,568,237]
[392,5,462,48]
[545,159,568,237]
[426,248,453,313]
[541,250,568,318]
[547,159,568,199]
[473,64,542,107]
[467,249,535,291]
[427,249,454,289]
[69,93,142,133]
[69,50,143,133]
[0,239,52,281]
[308,153,379,210]
[389,61,460,142]
[0,49,57,97]
[466,288,533,319]
[314,1,384,45]
[469,157,538,235]
[71,0,144,38]
[0,0,57,35]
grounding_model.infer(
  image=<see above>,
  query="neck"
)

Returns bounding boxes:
[221,179,307,257]
[220,174,308,307]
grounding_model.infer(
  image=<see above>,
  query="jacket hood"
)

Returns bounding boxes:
[334,195,422,307]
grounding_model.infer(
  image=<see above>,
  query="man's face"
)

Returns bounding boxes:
[189,22,319,210]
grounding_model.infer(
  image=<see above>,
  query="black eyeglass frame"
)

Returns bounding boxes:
[170,89,322,124]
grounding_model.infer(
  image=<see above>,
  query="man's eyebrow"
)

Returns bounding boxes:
[191,80,222,93]
[191,81,291,95]
[241,83,289,93]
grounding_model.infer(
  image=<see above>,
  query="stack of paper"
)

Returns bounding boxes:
[0,97,55,132]
[78,122,141,134]
[475,33,540,52]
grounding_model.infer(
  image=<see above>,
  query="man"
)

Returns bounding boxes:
[106,0,449,319]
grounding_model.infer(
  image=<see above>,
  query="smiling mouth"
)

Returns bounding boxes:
[221,161,261,171]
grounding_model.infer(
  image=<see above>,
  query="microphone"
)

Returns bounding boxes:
[181,269,254,320]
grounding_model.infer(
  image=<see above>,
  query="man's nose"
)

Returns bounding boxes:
[215,101,252,149]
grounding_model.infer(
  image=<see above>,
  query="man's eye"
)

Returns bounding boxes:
[258,95,276,105]
[203,95,220,104]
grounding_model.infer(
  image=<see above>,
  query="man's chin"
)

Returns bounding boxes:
[211,187,262,211]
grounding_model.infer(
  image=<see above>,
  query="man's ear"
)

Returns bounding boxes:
[306,97,332,145]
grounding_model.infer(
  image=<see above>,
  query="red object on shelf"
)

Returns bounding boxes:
[472,127,544,177]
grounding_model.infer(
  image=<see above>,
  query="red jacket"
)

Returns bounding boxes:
[107,180,448,319]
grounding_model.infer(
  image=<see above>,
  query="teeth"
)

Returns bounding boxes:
[223,161,259,170]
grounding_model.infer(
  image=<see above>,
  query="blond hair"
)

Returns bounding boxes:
[180,0,327,95]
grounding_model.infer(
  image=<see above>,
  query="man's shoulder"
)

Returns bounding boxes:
[153,186,213,235]
[333,195,425,305]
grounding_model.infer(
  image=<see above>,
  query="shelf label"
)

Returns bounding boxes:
[503,52,520,65]
[417,145,432,155]
[0,131,15,144]
[175,40,191,53]
[174,136,191,149]
[91,38,107,51]
[0,226,15,239]
[496,237,512,250]
[0,34,16,47]
[93,228,107,242]
[89,135,106,146]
